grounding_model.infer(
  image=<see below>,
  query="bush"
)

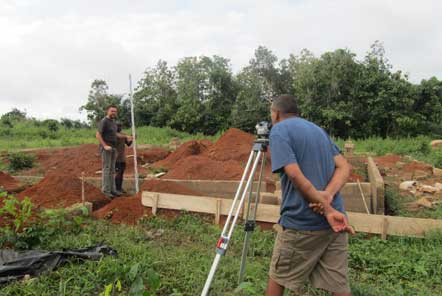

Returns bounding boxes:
[7,152,35,172]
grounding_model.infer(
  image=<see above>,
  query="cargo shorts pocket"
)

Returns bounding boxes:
[274,248,293,274]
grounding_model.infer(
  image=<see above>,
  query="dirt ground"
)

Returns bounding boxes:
[374,154,442,213]
[5,144,170,177]
[0,171,22,192]
[1,128,384,225]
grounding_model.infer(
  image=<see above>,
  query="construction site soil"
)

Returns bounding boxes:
[93,179,205,224]
[163,156,245,180]
[154,128,273,181]
[15,144,170,177]
[0,171,21,192]
[17,174,111,210]
[152,139,212,170]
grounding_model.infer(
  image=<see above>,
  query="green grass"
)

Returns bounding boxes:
[335,136,442,168]
[1,213,442,295]
[0,123,219,151]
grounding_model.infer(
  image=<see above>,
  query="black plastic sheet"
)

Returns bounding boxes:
[0,244,117,284]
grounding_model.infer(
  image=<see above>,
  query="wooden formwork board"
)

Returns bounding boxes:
[141,192,442,238]
[367,157,385,214]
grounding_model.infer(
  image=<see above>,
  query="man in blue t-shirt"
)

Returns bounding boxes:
[266,95,354,296]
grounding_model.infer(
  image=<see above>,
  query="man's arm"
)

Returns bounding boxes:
[325,154,352,197]
[284,163,354,234]
[96,131,111,150]
[117,132,133,141]
[284,164,329,206]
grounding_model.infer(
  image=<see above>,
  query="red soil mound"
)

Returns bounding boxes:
[93,195,146,225]
[374,154,402,167]
[0,171,21,192]
[17,144,168,177]
[203,128,255,162]
[152,140,212,169]
[93,179,204,224]
[17,174,111,210]
[138,149,170,163]
[403,161,433,174]
[163,155,245,180]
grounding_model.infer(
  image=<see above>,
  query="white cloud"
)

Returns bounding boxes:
[0,0,441,120]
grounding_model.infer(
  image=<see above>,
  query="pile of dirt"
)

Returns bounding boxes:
[138,149,170,164]
[203,128,255,162]
[93,196,146,225]
[163,155,245,180]
[152,140,212,170]
[374,154,402,168]
[17,174,111,210]
[402,161,433,175]
[0,171,21,192]
[17,144,168,177]
[93,179,205,224]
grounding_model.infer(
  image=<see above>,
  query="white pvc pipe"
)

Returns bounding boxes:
[129,74,139,193]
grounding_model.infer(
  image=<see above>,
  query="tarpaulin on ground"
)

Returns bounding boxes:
[0,244,117,284]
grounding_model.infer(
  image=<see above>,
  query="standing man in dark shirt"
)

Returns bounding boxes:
[266,95,354,296]
[96,105,132,197]
[115,123,133,194]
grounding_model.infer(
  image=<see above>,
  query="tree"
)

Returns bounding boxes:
[168,57,206,133]
[231,46,291,132]
[133,60,178,127]
[1,108,27,127]
[80,79,130,127]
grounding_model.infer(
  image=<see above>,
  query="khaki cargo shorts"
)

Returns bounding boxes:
[269,227,350,294]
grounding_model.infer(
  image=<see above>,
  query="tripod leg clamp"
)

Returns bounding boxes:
[216,236,229,255]
[244,221,256,232]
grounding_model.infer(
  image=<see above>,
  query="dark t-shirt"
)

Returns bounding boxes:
[97,117,117,147]
[269,117,346,231]
[116,137,132,163]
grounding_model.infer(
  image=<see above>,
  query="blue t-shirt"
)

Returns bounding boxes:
[270,117,346,231]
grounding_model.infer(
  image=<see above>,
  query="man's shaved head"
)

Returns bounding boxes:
[271,95,299,115]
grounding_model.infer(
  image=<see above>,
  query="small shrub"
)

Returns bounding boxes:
[7,152,35,172]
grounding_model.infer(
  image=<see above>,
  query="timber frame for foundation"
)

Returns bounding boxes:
[141,192,442,238]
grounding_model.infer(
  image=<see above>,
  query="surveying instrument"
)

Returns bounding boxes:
[201,121,271,295]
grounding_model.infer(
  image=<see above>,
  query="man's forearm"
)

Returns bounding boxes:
[290,176,327,205]
[96,132,107,147]
[325,166,350,196]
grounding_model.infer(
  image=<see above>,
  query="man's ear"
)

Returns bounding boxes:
[275,110,281,123]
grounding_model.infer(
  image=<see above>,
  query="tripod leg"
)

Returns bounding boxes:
[201,151,262,296]
[238,152,267,284]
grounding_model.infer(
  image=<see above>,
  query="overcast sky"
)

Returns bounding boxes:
[1,0,441,120]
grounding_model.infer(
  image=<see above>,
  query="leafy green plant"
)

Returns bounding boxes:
[0,193,33,232]
[127,263,161,296]
[7,152,35,172]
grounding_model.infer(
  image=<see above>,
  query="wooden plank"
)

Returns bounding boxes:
[160,179,271,197]
[141,192,442,237]
[367,157,385,214]
[341,183,372,213]
[347,212,384,234]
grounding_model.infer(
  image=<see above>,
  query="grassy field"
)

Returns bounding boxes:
[0,123,217,151]
[2,124,442,295]
[1,123,442,168]
[1,211,442,296]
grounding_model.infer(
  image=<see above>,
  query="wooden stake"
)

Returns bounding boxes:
[215,199,221,225]
[382,216,388,240]
[81,172,85,206]
[152,193,159,216]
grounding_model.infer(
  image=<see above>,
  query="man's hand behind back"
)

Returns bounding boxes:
[309,191,333,215]
[324,207,355,234]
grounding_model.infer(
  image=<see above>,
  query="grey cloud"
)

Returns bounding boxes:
[0,0,441,119]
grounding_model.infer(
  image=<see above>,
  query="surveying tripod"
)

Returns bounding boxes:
[201,122,270,296]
